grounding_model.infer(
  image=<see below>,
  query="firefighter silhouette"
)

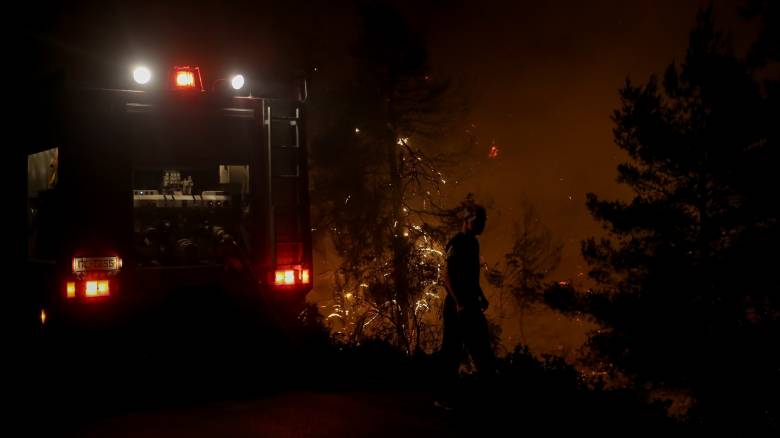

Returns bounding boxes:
[438,204,496,409]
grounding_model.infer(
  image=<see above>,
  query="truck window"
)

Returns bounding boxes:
[27,148,59,261]
[132,164,251,267]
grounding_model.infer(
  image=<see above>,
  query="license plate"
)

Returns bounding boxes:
[73,256,120,273]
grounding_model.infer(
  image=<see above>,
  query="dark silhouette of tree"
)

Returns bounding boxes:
[488,201,562,344]
[545,7,778,432]
[741,0,780,67]
[309,2,473,354]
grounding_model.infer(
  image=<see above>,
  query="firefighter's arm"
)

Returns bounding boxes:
[444,266,464,312]
[446,245,474,311]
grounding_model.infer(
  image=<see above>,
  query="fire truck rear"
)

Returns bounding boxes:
[27,64,313,337]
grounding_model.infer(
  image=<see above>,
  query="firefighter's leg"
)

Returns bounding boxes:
[438,295,464,397]
[462,308,497,378]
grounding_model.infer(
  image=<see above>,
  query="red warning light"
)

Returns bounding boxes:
[176,71,195,87]
[170,66,203,91]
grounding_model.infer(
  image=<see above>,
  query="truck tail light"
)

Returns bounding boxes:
[65,279,114,299]
[66,282,76,299]
[273,267,312,288]
[301,269,310,284]
[85,280,110,298]
[275,269,296,286]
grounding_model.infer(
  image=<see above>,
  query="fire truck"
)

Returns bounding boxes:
[27,65,313,337]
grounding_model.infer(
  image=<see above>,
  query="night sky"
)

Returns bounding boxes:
[26,0,760,356]
[425,0,755,282]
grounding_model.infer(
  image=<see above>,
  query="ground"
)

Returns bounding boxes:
[64,390,464,438]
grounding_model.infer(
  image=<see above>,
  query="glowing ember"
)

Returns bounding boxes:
[488,140,500,158]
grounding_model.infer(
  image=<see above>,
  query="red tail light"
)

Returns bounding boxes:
[85,280,110,298]
[66,282,76,299]
[273,267,311,288]
[275,269,296,286]
[301,269,310,284]
[65,279,112,299]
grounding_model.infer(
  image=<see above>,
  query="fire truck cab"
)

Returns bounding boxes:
[27,66,313,334]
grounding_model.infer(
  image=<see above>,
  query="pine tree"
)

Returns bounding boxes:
[547,8,778,431]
